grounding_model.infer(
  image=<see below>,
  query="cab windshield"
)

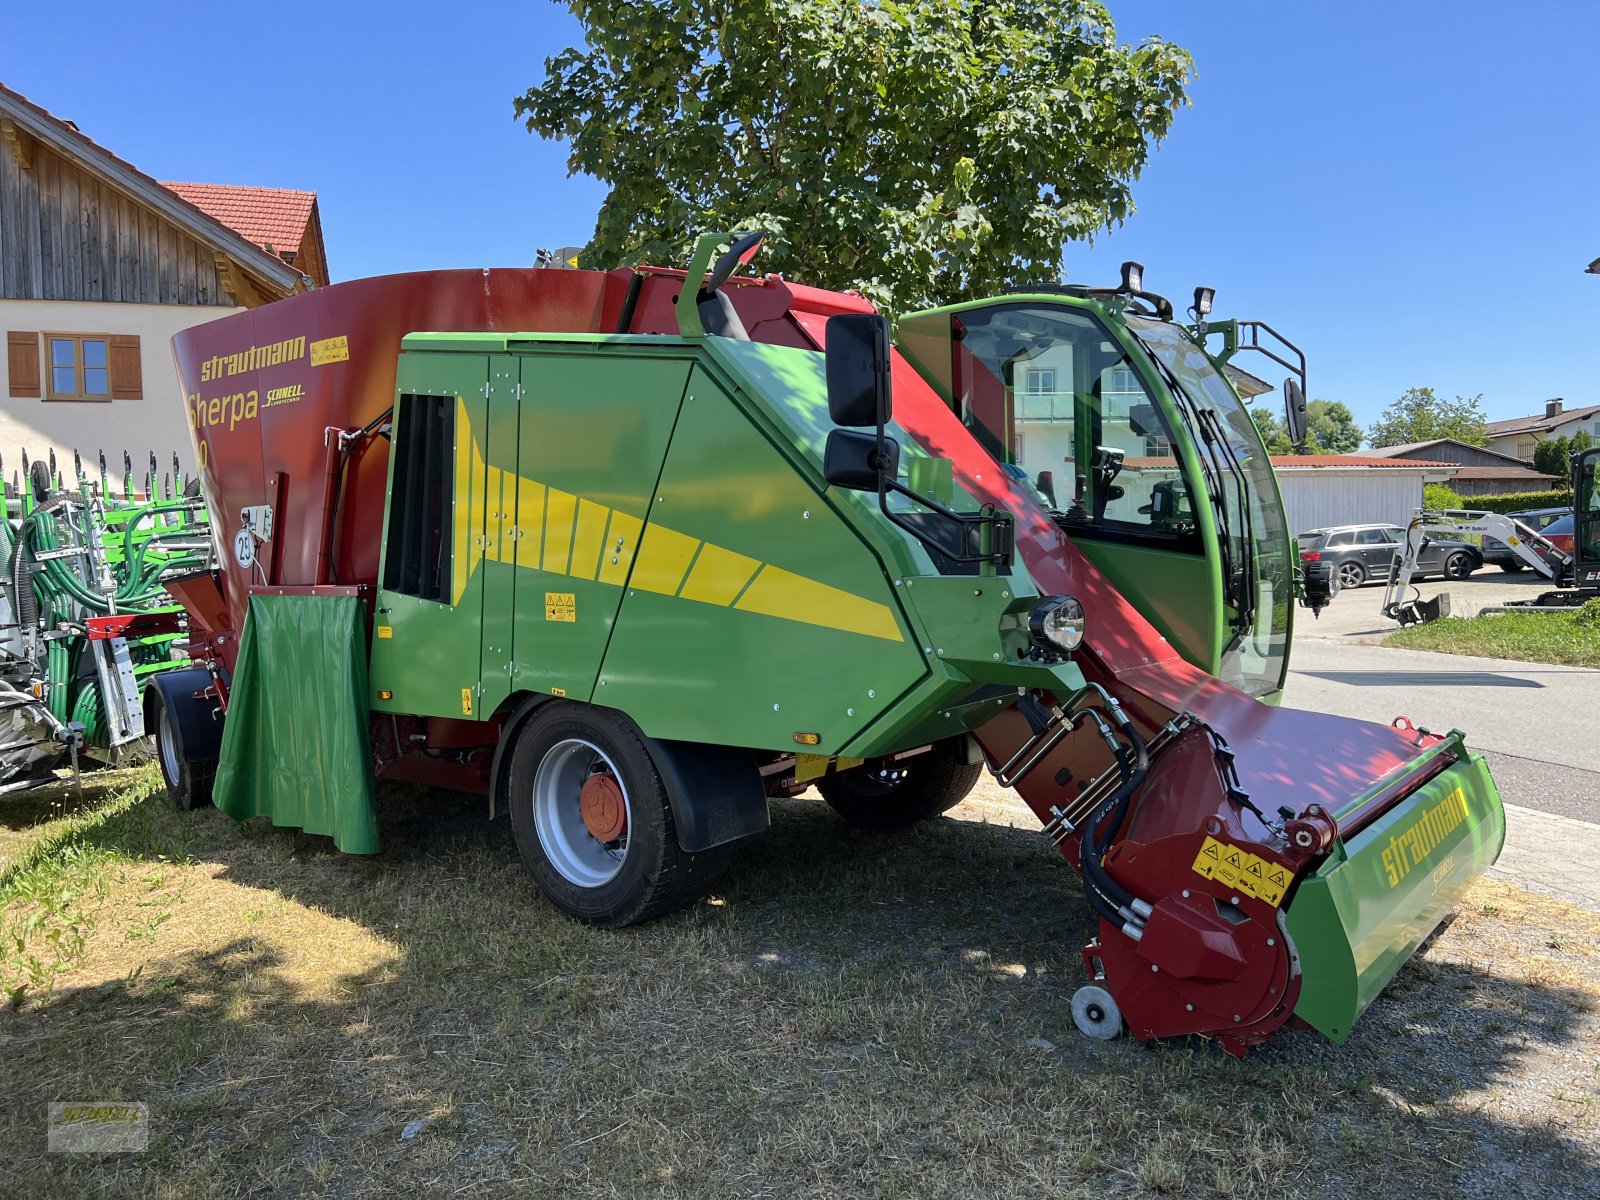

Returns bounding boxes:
[1125,316,1292,697]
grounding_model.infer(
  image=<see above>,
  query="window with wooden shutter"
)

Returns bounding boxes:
[109,335,141,400]
[6,332,41,398]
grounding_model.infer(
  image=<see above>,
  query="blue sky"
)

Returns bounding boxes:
[6,1,1597,432]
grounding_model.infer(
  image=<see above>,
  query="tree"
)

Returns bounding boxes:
[1305,399,1362,453]
[1533,435,1572,484]
[516,1,1193,311]
[1250,407,1299,454]
[1368,387,1491,449]
[1423,482,1465,511]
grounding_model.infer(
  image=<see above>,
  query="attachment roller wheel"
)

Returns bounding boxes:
[1071,984,1124,1041]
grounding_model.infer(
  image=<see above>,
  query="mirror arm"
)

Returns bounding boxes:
[676,231,734,339]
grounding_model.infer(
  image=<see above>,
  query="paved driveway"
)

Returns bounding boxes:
[1283,634,1600,907]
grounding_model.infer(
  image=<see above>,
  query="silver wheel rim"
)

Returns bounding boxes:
[1337,563,1364,589]
[533,738,631,888]
[157,706,180,784]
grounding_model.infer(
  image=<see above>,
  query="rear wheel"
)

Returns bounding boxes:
[818,740,982,829]
[1499,561,1526,573]
[507,702,731,927]
[1335,560,1367,590]
[151,690,214,811]
[1444,551,1477,580]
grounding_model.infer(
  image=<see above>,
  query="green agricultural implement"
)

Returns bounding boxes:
[159,234,1503,1052]
[0,448,212,791]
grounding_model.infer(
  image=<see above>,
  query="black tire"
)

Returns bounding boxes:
[151,689,215,811]
[506,702,731,928]
[817,740,983,829]
[1334,559,1367,590]
[1499,561,1526,573]
[1444,551,1477,580]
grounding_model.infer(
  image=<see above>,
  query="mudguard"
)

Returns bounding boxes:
[144,667,223,763]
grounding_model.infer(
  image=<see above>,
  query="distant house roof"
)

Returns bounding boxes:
[1269,455,1455,469]
[162,182,329,286]
[1446,465,1562,483]
[0,81,304,301]
[1486,403,1600,437]
[1361,438,1533,468]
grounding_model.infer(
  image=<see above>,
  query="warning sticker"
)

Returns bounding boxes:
[461,687,474,716]
[376,625,393,639]
[545,592,576,622]
[310,335,350,366]
[1190,836,1290,907]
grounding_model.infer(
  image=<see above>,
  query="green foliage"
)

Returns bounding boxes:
[1368,387,1491,449]
[1457,489,1573,515]
[515,0,1194,311]
[1251,398,1360,454]
[1306,399,1363,453]
[1575,598,1600,628]
[1423,482,1465,511]
[1533,436,1571,484]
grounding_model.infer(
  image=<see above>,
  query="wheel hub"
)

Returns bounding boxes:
[579,772,628,843]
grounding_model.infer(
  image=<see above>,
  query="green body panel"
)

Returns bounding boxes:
[598,362,925,752]
[1074,539,1219,672]
[479,355,522,713]
[1286,742,1505,1040]
[213,595,381,854]
[370,352,489,718]
[504,347,694,704]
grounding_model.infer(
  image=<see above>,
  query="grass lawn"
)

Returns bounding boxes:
[1385,605,1600,668]
[3,769,1598,1198]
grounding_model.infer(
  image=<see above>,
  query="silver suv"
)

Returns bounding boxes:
[1297,523,1482,590]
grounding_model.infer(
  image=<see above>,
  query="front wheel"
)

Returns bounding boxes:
[151,689,214,812]
[1335,560,1368,590]
[1444,551,1477,580]
[817,740,982,829]
[507,702,731,927]
[1499,561,1526,573]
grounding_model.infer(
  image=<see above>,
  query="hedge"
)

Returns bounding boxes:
[1457,489,1572,514]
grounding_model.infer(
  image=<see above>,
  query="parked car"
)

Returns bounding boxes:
[1542,513,1576,557]
[1297,523,1482,590]
[1483,506,1572,572]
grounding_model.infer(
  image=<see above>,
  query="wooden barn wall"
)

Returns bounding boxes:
[0,140,231,306]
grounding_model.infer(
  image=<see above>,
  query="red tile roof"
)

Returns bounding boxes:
[1269,455,1455,468]
[160,182,316,261]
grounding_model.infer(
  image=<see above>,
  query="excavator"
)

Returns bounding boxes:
[1383,446,1600,624]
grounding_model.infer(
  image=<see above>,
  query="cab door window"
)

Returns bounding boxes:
[948,304,1197,546]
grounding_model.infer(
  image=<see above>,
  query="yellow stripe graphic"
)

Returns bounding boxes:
[632,523,700,596]
[735,565,903,642]
[679,543,760,606]
[445,411,902,641]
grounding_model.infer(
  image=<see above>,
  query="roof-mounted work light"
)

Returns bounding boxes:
[1120,262,1144,294]
[1192,286,1214,318]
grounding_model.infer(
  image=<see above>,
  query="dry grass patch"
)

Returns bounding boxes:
[1,771,1597,1198]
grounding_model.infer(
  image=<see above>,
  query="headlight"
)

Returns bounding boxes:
[1028,596,1085,654]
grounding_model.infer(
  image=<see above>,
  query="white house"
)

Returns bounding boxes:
[1486,399,1600,462]
[0,82,325,480]
[1271,455,1458,535]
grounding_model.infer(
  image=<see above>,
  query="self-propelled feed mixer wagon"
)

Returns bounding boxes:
[157,233,1504,1054]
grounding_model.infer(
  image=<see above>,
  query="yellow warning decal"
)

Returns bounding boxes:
[376,625,393,639]
[545,592,576,622]
[310,335,350,366]
[1190,836,1290,907]
[550,687,567,697]
[460,688,474,716]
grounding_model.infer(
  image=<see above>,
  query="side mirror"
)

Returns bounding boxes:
[824,429,899,491]
[1127,402,1159,439]
[825,314,892,427]
[1284,378,1308,447]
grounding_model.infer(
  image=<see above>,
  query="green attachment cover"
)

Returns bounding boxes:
[1286,744,1505,1041]
[214,594,380,854]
